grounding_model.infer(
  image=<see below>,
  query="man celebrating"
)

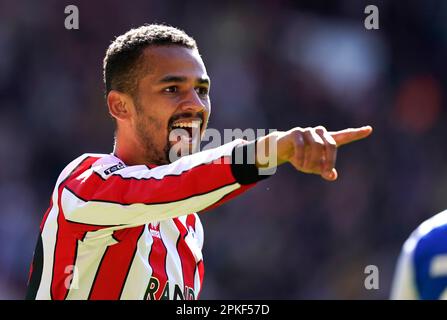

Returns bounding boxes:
[26,24,372,300]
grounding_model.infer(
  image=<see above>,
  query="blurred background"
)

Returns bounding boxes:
[1,0,447,299]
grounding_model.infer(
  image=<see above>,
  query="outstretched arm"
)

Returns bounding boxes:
[61,139,266,227]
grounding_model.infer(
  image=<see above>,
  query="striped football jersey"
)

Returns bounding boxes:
[26,139,267,299]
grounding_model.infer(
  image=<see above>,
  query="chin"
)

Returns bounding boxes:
[167,140,200,163]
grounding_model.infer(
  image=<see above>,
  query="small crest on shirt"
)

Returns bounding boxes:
[104,162,125,175]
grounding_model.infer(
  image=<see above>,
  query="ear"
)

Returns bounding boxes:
[107,90,133,121]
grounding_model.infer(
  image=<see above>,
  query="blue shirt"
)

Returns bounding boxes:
[391,210,447,299]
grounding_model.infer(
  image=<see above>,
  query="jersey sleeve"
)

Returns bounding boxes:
[60,139,269,227]
[390,235,419,300]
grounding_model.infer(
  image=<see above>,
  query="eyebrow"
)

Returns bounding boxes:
[158,75,210,85]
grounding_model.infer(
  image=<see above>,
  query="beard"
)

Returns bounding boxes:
[135,113,171,165]
[136,118,202,164]
[134,100,205,165]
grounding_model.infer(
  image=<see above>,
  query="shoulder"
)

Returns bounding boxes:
[408,210,447,257]
[402,210,447,268]
[56,153,114,184]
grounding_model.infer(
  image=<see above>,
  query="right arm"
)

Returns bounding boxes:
[61,125,372,227]
[61,139,267,227]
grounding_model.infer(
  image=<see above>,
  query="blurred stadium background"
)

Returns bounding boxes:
[1,0,447,299]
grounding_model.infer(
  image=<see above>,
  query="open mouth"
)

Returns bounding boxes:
[169,118,203,143]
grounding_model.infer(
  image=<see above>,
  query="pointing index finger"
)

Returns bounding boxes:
[329,126,373,147]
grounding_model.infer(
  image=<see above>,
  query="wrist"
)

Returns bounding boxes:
[255,131,291,168]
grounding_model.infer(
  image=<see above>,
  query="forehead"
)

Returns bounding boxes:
[140,45,207,81]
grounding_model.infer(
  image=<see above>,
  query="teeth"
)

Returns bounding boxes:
[171,120,202,129]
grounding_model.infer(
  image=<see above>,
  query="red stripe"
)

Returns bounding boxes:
[66,156,235,205]
[88,226,144,299]
[173,218,196,299]
[51,156,108,300]
[186,214,196,231]
[148,223,168,300]
[184,214,203,300]
[51,217,89,299]
[51,213,106,299]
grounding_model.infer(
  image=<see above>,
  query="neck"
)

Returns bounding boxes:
[113,132,147,166]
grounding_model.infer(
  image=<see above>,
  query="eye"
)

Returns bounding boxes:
[196,86,209,96]
[164,86,178,93]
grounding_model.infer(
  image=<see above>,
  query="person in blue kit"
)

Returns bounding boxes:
[391,210,447,299]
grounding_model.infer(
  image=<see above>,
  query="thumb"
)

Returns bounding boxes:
[321,168,338,181]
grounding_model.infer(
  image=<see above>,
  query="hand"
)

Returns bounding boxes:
[257,125,373,181]
[285,125,372,181]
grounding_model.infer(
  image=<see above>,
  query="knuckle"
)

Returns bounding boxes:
[296,136,305,147]
[291,129,300,137]
[303,127,312,134]
[290,129,301,139]
[291,127,304,134]
[291,132,304,146]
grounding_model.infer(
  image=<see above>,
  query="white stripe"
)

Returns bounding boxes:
[193,215,204,299]
[179,214,203,299]
[390,237,419,299]
[193,264,201,300]
[184,227,202,263]
[178,215,188,227]
[120,225,153,299]
[36,154,91,300]
[62,183,240,226]
[65,229,118,299]
[179,214,203,264]
[194,214,204,250]
[160,220,183,299]
[416,210,447,238]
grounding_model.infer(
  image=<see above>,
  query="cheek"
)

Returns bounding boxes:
[203,109,211,128]
[135,94,173,124]
[135,113,166,140]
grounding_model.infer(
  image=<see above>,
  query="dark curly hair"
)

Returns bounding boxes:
[103,24,198,98]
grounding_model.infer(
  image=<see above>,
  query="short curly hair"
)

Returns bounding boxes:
[103,24,198,98]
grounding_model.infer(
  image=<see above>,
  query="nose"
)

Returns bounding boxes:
[178,89,208,114]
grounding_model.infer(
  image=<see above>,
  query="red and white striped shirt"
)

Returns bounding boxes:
[26,139,266,300]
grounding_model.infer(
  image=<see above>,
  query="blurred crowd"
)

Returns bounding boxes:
[1,0,447,299]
